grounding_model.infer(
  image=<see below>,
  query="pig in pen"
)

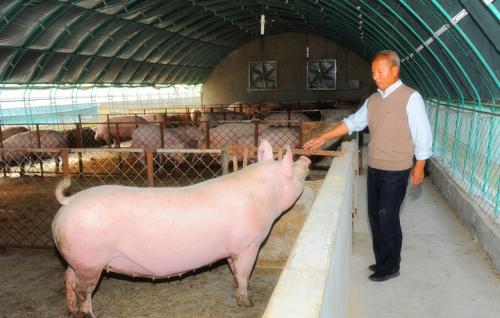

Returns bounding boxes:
[0,130,69,176]
[0,176,321,318]
[51,140,311,317]
[94,115,148,147]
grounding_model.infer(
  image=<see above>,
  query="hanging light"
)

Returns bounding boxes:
[260,14,266,35]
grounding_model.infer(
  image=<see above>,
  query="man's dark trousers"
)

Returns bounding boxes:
[367,166,410,274]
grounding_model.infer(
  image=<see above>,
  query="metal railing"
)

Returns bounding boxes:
[427,101,499,219]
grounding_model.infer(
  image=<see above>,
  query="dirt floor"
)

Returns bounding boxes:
[0,248,281,318]
[0,179,323,318]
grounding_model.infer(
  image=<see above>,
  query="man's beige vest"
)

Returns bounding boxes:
[367,84,415,171]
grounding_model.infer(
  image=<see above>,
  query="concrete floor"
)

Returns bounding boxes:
[348,164,500,317]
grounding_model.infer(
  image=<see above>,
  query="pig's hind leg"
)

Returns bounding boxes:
[68,267,102,318]
[231,244,260,307]
[65,267,78,316]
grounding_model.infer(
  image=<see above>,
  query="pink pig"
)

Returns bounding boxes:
[51,140,310,317]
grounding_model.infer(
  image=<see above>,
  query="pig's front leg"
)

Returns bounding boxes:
[232,244,260,307]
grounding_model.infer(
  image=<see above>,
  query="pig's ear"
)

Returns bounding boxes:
[258,139,274,162]
[280,146,294,178]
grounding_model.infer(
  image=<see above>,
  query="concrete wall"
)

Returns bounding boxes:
[202,32,372,105]
[428,159,500,272]
[263,140,357,318]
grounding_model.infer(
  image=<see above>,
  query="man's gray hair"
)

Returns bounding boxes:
[374,50,400,67]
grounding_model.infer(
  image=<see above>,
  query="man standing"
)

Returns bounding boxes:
[303,50,433,282]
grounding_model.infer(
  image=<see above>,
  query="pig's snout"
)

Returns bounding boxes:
[299,155,311,165]
[293,156,311,180]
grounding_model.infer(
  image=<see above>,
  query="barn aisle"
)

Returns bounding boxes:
[348,149,500,318]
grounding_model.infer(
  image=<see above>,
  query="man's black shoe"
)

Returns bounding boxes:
[368,264,377,272]
[368,269,400,282]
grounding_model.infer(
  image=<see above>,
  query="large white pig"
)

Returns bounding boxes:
[94,115,147,147]
[131,124,194,164]
[203,122,271,150]
[170,125,204,148]
[198,111,251,127]
[0,130,68,175]
[264,111,310,127]
[140,113,167,123]
[52,140,310,317]
[261,128,301,148]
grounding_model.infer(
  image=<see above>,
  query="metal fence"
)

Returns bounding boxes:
[0,143,342,249]
[0,104,332,249]
[427,101,499,220]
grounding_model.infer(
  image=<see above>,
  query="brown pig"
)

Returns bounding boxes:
[94,115,147,147]
[1,126,30,141]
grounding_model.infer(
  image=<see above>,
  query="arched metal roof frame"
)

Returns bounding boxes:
[351,1,453,99]
[0,0,238,84]
[0,0,497,110]
[311,1,430,97]
[319,1,463,102]
[425,2,495,103]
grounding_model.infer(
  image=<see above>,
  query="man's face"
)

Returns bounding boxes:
[371,56,399,91]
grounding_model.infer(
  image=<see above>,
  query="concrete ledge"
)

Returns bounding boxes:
[263,141,356,318]
[428,159,500,272]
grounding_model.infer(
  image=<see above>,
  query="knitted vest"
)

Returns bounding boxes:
[367,84,415,171]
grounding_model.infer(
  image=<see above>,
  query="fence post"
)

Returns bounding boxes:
[76,122,84,175]
[134,114,139,127]
[254,120,259,147]
[160,122,165,148]
[299,121,303,146]
[146,149,154,187]
[115,123,121,148]
[61,149,69,178]
[0,124,4,175]
[36,124,44,177]
[243,148,249,168]
[205,121,210,149]
[35,124,41,147]
[232,156,238,172]
[106,114,111,148]
[76,121,83,147]
[278,147,283,160]
[222,148,229,175]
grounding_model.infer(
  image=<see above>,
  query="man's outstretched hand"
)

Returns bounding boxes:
[303,136,326,153]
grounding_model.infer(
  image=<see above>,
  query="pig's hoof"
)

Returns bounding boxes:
[236,295,254,307]
[71,312,94,318]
